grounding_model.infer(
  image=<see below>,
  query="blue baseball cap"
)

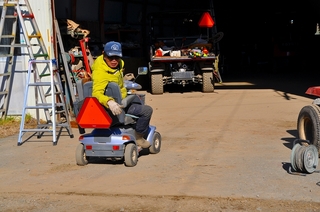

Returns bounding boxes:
[104,41,122,57]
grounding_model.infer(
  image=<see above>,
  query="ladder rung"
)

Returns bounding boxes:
[22,14,34,19]
[2,3,27,7]
[28,35,41,39]
[25,103,65,109]
[0,35,15,38]
[45,91,62,97]
[40,74,51,77]
[0,44,28,47]
[56,111,67,115]
[33,54,49,58]
[0,91,9,95]
[20,128,56,133]
[28,59,53,64]
[25,106,51,109]
[0,54,13,57]
[21,123,70,132]
[3,3,17,7]
[57,123,70,127]
[28,82,59,86]
[0,72,11,77]
[4,15,17,19]
[37,123,70,128]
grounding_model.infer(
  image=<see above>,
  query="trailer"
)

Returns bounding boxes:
[291,86,320,174]
[149,54,219,94]
[147,9,222,95]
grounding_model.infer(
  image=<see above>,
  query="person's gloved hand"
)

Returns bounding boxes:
[123,73,135,81]
[107,100,123,116]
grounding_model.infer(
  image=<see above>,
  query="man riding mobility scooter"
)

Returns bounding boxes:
[75,67,161,167]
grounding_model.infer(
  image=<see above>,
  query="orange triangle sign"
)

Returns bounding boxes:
[76,97,113,128]
[198,12,215,28]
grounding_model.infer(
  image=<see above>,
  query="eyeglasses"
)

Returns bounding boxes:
[107,56,120,61]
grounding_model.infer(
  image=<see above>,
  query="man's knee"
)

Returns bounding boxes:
[144,105,153,117]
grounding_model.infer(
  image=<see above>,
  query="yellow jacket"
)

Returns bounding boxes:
[91,55,127,107]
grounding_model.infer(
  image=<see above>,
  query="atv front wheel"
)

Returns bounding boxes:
[202,71,214,93]
[151,73,163,95]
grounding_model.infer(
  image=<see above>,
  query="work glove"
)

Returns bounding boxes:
[107,100,123,116]
[123,73,135,81]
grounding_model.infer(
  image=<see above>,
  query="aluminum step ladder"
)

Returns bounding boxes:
[0,0,50,118]
[0,1,22,118]
[18,59,73,146]
[0,0,74,145]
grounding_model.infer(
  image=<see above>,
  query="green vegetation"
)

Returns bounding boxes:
[0,116,18,125]
[0,114,37,138]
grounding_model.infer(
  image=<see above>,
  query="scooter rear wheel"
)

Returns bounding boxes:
[76,143,88,166]
[124,143,138,167]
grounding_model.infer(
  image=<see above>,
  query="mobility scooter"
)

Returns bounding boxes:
[75,67,161,167]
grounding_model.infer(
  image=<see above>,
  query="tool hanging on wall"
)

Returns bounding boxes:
[0,0,74,145]
[54,19,77,104]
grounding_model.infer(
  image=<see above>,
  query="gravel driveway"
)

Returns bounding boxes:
[1,72,320,211]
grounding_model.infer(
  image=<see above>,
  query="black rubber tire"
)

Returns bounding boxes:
[297,104,320,156]
[202,71,214,93]
[151,73,163,95]
[75,143,88,166]
[124,143,138,167]
[149,131,161,154]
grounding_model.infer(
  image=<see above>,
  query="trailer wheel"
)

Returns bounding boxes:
[290,141,318,174]
[149,131,161,154]
[151,73,163,95]
[202,71,214,93]
[124,143,138,167]
[297,104,320,156]
[76,143,88,166]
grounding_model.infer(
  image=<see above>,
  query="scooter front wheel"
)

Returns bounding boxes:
[149,131,161,154]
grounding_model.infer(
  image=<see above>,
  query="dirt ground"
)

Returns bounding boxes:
[1,72,320,212]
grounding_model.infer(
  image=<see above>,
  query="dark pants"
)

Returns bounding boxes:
[127,103,153,135]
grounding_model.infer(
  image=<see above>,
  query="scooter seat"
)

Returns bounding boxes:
[78,80,139,127]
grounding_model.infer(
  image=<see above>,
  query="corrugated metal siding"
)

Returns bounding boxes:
[0,0,54,118]
[25,0,54,119]
[28,0,54,58]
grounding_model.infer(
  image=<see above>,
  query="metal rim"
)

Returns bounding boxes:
[303,145,319,174]
[290,142,302,171]
[290,140,318,174]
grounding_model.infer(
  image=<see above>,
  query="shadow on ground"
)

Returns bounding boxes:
[150,68,320,99]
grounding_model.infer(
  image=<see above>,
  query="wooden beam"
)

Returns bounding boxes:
[141,0,148,58]
[121,0,127,26]
[99,0,105,42]
[71,0,77,20]
[51,0,58,59]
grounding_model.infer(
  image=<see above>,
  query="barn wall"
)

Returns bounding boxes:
[0,0,54,117]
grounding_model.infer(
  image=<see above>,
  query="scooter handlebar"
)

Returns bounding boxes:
[124,80,142,90]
